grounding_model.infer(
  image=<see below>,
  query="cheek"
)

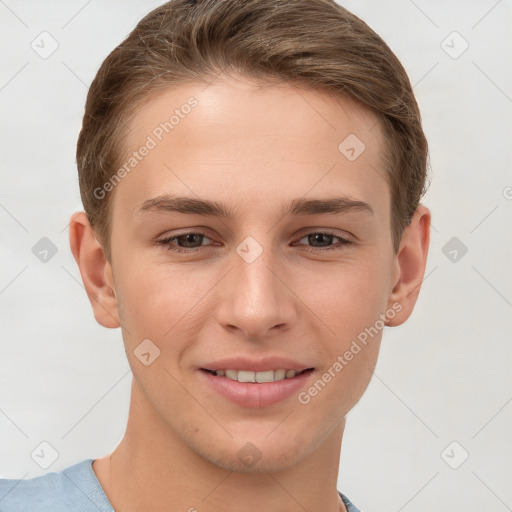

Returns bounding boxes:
[296,264,386,416]
[114,257,217,344]
[114,259,175,339]
[302,257,390,339]
[296,258,388,399]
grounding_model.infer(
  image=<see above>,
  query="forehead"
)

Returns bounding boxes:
[111,75,389,222]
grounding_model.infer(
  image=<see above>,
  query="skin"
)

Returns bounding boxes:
[69,74,430,512]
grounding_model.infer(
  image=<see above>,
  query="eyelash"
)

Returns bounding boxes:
[156,230,353,254]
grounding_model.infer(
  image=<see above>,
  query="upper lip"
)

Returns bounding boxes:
[201,356,313,373]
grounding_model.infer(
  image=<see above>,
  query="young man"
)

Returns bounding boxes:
[0,0,430,510]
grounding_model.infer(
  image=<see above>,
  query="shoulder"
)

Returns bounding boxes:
[0,458,113,512]
[339,491,363,512]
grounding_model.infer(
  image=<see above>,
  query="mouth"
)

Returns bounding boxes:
[200,368,314,382]
[199,367,315,408]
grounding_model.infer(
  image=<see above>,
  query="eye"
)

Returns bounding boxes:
[157,231,214,253]
[294,231,352,251]
[156,229,353,254]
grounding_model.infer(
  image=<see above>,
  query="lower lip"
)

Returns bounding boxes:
[199,369,314,408]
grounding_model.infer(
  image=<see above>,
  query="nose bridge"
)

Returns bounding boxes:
[217,234,295,338]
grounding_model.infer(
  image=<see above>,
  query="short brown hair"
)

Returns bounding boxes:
[76,0,429,261]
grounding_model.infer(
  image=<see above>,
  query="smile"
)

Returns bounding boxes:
[203,368,312,382]
[199,367,315,408]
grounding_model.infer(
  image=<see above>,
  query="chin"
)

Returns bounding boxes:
[207,449,307,474]
[193,434,314,474]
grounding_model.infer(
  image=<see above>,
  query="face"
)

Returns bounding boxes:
[103,75,400,472]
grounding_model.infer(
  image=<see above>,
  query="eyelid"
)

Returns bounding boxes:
[156,229,214,245]
[156,227,215,243]
[295,226,355,241]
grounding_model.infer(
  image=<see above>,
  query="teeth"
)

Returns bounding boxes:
[274,369,286,380]
[238,370,256,383]
[255,370,274,383]
[213,369,304,383]
[225,369,238,380]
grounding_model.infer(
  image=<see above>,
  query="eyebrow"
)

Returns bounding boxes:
[137,194,374,218]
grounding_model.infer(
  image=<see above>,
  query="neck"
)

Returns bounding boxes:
[93,379,348,512]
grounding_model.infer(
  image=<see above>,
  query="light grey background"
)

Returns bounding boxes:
[1,1,511,510]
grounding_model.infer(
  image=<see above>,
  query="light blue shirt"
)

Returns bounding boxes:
[0,458,362,511]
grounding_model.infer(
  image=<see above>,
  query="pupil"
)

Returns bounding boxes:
[310,233,331,246]
[181,234,201,247]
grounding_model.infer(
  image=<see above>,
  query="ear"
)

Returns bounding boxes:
[386,204,431,327]
[69,211,120,328]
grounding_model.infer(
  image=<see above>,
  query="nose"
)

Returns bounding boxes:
[215,243,298,341]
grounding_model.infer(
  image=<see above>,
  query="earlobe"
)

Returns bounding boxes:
[69,211,121,329]
[386,204,431,327]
